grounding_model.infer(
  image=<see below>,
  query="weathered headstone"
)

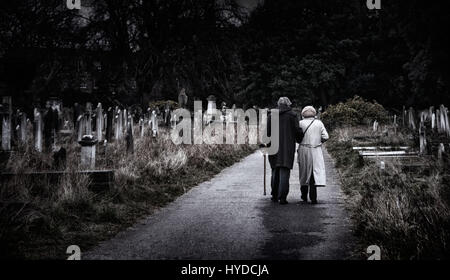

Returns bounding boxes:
[19,112,27,143]
[438,143,445,161]
[373,120,378,132]
[86,102,92,135]
[106,107,113,142]
[408,107,416,130]
[34,109,43,152]
[43,107,57,152]
[96,103,103,142]
[139,118,144,138]
[164,106,171,127]
[178,88,188,108]
[77,115,84,142]
[79,135,97,169]
[151,110,158,137]
[419,120,426,155]
[393,115,397,135]
[431,112,436,130]
[1,97,12,151]
[126,116,134,154]
[206,95,216,125]
[123,109,128,133]
[53,147,67,170]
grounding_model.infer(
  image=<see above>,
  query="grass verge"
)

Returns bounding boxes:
[0,128,256,259]
[326,126,450,259]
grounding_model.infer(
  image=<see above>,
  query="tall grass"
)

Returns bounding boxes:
[327,126,450,259]
[0,126,255,259]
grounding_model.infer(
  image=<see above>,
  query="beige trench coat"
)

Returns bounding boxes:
[297,117,329,186]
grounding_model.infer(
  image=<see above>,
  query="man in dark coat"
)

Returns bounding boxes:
[267,97,303,204]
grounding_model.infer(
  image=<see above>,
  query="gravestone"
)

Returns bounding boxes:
[19,112,27,143]
[419,121,426,155]
[96,103,103,142]
[73,103,81,127]
[393,115,397,134]
[407,107,415,130]
[178,88,188,108]
[206,95,216,124]
[77,115,84,142]
[123,109,128,133]
[164,104,171,127]
[106,107,113,142]
[86,102,93,135]
[432,112,436,130]
[34,109,43,152]
[79,135,98,169]
[151,110,158,137]
[43,107,59,152]
[126,116,134,154]
[373,120,378,132]
[1,96,12,151]
[139,118,144,138]
[118,110,124,139]
[438,143,445,160]
[53,147,67,170]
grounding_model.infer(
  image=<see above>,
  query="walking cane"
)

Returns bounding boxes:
[263,153,267,196]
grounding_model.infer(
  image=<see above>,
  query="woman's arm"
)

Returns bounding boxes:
[321,121,329,143]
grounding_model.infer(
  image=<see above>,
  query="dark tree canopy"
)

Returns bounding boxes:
[0,0,449,110]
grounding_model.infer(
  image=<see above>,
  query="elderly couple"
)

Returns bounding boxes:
[267,97,329,205]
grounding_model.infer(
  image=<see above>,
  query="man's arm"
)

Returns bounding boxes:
[293,115,304,143]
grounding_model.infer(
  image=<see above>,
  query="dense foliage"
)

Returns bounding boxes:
[321,96,388,130]
[0,0,449,109]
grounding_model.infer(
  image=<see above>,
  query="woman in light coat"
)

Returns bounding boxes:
[297,106,329,204]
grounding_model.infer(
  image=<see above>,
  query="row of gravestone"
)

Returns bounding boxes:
[0,96,237,170]
[369,105,450,159]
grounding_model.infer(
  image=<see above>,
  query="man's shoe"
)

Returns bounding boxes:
[301,196,308,202]
[271,197,278,203]
[310,200,318,205]
[279,200,288,205]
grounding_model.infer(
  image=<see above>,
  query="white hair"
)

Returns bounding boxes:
[301,106,317,118]
[277,97,292,107]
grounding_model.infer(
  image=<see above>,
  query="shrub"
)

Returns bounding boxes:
[322,96,389,130]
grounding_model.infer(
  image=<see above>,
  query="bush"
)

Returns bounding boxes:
[322,96,389,130]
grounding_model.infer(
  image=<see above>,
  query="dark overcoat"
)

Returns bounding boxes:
[267,105,303,169]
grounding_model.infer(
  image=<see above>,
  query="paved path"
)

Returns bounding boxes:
[85,148,357,260]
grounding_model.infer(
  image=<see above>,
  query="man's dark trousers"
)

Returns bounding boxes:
[271,167,290,202]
